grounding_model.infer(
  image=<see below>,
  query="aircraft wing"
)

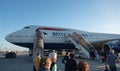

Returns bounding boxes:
[91,39,120,50]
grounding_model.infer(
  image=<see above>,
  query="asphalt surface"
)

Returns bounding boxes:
[0,55,120,71]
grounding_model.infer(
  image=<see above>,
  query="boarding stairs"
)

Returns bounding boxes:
[65,32,94,58]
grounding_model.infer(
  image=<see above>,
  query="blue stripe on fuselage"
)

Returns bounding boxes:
[13,43,75,50]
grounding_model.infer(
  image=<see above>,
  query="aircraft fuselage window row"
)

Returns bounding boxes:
[12,35,95,40]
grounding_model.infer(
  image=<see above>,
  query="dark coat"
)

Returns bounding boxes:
[39,68,50,71]
[65,58,77,71]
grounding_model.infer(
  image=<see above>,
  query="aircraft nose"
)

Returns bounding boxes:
[5,35,9,42]
[5,34,13,42]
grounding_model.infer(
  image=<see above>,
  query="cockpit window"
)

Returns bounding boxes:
[24,26,30,29]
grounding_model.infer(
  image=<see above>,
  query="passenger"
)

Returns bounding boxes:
[94,50,100,60]
[90,49,95,60]
[33,53,41,71]
[78,61,89,71]
[49,50,57,71]
[65,53,77,71]
[62,52,69,71]
[62,52,69,64]
[39,57,52,71]
[106,49,120,71]
[101,52,107,62]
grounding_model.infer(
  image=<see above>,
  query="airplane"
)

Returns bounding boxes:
[5,25,120,53]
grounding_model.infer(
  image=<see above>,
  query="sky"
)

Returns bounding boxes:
[0,0,120,51]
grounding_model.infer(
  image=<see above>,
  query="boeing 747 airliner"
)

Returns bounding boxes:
[5,25,120,53]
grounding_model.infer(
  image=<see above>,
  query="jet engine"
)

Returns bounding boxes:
[103,41,120,53]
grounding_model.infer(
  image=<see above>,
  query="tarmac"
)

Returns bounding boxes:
[0,55,120,71]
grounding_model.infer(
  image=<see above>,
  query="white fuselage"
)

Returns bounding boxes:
[5,25,120,50]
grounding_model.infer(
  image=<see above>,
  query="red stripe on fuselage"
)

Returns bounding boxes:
[36,27,68,31]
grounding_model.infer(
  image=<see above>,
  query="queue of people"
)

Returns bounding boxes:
[33,51,89,71]
[33,49,119,71]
